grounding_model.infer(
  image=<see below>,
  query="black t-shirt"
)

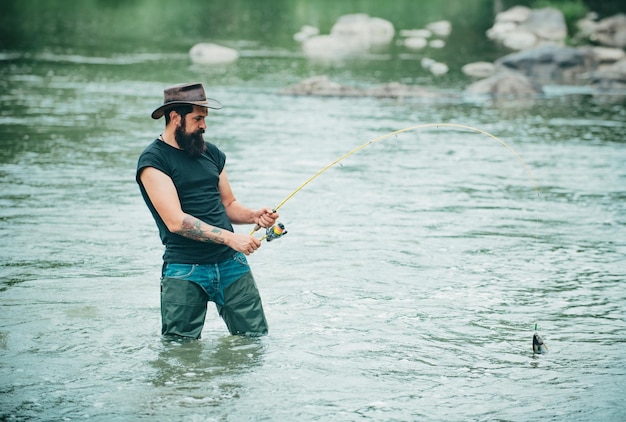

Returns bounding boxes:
[136,139,235,264]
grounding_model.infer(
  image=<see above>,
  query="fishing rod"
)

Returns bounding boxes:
[252,123,539,240]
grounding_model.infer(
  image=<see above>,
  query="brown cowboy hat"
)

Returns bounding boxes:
[151,82,222,119]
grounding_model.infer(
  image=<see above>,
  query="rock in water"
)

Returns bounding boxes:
[465,70,543,97]
[189,43,238,65]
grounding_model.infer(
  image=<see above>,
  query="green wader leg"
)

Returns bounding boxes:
[161,277,209,339]
[216,271,268,336]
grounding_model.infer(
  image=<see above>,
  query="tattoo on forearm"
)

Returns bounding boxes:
[178,216,225,244]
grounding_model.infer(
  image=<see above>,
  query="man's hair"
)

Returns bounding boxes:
[164,104,193,125]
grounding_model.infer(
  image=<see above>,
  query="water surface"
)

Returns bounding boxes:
[1,1,625,420]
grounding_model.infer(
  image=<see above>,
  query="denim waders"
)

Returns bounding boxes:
[160,252,268,339]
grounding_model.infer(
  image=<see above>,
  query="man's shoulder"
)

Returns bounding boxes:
[203,141,226,161]
[140,139,163,155]
[137,139,170,171]
[204,140,222,153]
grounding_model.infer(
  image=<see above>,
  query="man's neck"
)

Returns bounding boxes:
[159,130,180,149]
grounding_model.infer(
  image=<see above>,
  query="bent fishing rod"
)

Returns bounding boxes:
[252,123,539,242]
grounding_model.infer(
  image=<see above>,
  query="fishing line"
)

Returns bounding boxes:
[252,123,539,236]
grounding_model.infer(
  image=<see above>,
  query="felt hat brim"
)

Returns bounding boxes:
[151,98,222,119]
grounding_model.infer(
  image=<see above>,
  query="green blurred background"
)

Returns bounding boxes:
[2,0,623,59]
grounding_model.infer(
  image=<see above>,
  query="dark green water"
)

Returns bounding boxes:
[1,1,625,421]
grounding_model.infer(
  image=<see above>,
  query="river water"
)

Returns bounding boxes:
[1,1,625,421]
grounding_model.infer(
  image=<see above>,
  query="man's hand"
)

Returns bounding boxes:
[254,208,279,229]
[227,232,262,255]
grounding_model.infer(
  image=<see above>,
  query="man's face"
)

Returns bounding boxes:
[174,106,208,158]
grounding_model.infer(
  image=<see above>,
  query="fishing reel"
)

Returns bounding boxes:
[265,222,288,242]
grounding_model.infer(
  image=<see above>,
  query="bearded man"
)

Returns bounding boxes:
[136,82,278,339]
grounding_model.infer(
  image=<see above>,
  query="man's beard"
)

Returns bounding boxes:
[175,121,206,158]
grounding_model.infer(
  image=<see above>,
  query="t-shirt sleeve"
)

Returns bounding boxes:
[136,148,169,184]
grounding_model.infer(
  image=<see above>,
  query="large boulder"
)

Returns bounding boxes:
[495,45,595,84]
[487,6,567,50]
[331,14,395,49]
[364,82,444,98]
[589,57,626,90]
[426,20,452,37]
[592,46,626,63]
[302,14,394,61]
[523,7,567,43]
[302,35,368,62]
[281,76,361,96]
[465,70,543,97]
[189,43,238,65]
[589,14,626,48]
[282,75,445,99]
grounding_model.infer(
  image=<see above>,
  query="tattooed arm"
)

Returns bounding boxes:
[178,215,227,244]
[139,167,261,255]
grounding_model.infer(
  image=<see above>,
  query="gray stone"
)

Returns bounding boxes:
[302,14,395,61]
[465,70,543,97]
[487,6,566,50]
[282,76,444,99]
[591,14,626,48]
[522,8,567,43]
[589,58,626,90]
[462,62,497,78]
[189,43,238,65]
[496,45,595,84]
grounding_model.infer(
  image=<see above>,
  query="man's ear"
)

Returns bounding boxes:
[168,109,181,126]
